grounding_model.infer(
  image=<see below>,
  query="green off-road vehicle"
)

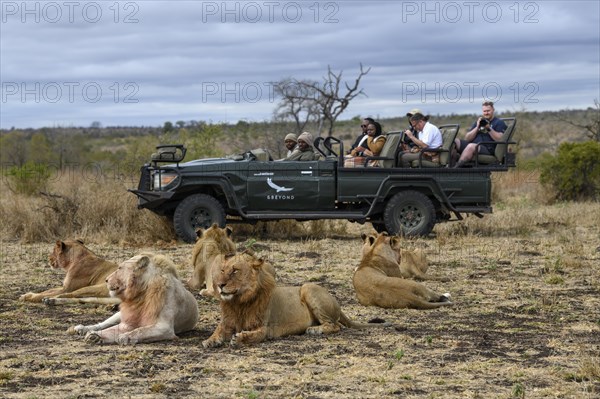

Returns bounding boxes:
[130,118,516,243]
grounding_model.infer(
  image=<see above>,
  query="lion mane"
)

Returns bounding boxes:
[19,239,118,303]
[353,233,453,310]
[69,253,199,345]
[202,251,386,348]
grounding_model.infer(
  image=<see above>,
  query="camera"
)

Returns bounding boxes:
[402,125,418,147]
[478,118,490,133]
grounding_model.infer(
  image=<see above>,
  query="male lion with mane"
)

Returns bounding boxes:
[202,251,388,348]
[69,253,199,345]
[19,239,118,304]
[353,233,453,310]
[188,224,276,298]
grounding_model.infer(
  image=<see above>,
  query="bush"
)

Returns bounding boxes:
[4,162,52,196]
[539,141,600,201]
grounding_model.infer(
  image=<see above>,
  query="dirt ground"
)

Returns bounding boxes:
[1,219,599,399]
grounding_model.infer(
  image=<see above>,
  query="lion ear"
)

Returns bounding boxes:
[390,236,401,247]
[136,255,150,270]
[211,222,219,229]
[251,258,265,270]
[75,238,84,245]
[361,233,368,241]
[225,226,233,237]
[224,252,236,260]
[195,228,204,239]
[368,235,376,246]
[56,240,66,252]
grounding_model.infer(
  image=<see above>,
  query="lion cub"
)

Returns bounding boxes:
[70,253,199,345]
[353,234,453,310]
[19,239,118,303]
[203,251,387,348]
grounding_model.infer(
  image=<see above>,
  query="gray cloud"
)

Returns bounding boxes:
[1,0,598,128]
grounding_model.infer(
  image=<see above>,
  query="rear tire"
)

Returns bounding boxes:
[383,190,435,237]
[173,194,226,243]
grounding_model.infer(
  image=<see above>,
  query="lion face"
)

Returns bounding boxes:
[195,224,235,252]
[48,239,86,270]
[106,255,150,300]
[213,253,266,303]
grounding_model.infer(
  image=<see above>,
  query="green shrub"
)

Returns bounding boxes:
[4,162,53,196]
[539,142,600,201]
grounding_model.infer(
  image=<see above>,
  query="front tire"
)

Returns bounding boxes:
[383,190,436,237]
[173,194,226,243]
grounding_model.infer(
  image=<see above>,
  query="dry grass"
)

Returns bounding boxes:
[0,170,599,398]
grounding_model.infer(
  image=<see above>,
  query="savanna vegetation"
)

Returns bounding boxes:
[0,106,598,398]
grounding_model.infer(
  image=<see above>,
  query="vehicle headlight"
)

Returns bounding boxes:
[152,172,178,190]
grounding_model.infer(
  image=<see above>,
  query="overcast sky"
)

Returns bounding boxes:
[1,0,599,129]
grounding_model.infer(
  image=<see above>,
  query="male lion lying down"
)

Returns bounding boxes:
[69,253,199,345]
[19,239,119,304]
[361,233,449,282]
[354,233,453,310]
[202,251,388,348]
[188,224,236,297]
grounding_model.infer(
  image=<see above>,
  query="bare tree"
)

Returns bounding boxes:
[311,63,371,136]
[273,78,321,134]
[273,64,371,136]
[554,99,600,142]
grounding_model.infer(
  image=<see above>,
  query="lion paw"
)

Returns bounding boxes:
[84,332,103,345]
[19,293,34,302]
[70,324,90,336]
[199,288,215,298]
[202,338,222,349]
[306,326,324,335]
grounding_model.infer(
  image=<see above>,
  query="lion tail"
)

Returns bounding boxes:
[339,312,392,329]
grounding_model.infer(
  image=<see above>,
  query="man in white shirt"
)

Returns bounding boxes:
[399,113,443,167]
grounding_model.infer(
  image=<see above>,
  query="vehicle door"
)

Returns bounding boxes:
[246,160,335,211]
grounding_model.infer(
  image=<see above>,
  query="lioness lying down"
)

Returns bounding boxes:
[202,251,388,348]
[354,233,453,310]
[361,233,449,281]
[19,239,118,304]
[69,253,199,345]
[188,224,236,297]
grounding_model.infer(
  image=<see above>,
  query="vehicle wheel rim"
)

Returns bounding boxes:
[190,208,211,229]
[398,204,422,229]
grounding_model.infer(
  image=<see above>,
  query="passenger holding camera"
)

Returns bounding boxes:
[453,101,507,168]
[399,113,442,167]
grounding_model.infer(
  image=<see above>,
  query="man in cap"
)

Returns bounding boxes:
[402,108,428,151]
[284,132,317,161]
[399,113,442,167]
[284,133,298,157]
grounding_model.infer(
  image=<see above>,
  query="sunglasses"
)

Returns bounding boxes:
[360,124,367,128]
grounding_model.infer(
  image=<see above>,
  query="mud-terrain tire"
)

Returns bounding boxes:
[383,190,436,237]
[173,194,226,243]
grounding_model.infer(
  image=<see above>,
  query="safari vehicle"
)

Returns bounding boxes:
[130,118,516,243]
